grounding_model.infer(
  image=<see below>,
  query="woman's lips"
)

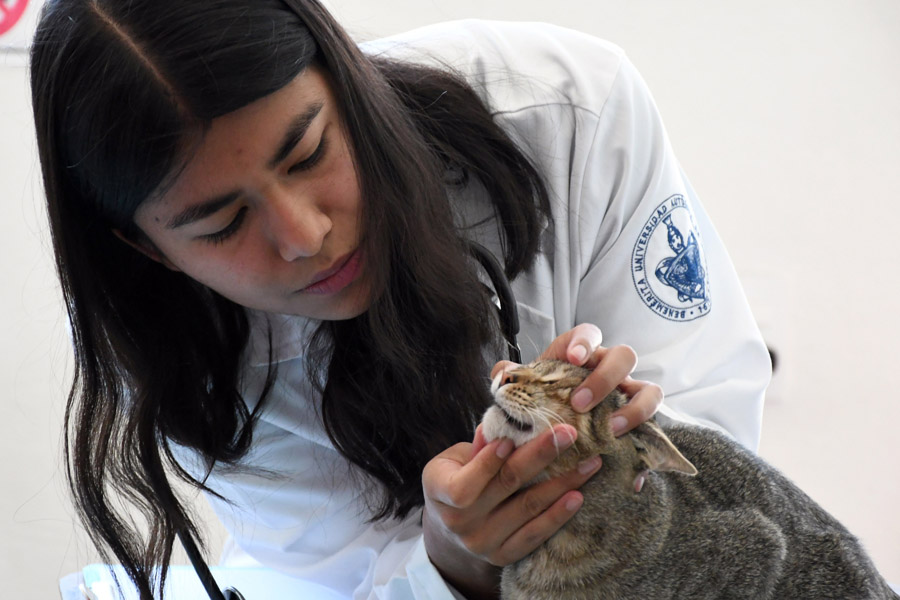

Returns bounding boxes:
[299,249,362,295]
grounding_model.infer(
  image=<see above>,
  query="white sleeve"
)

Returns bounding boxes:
[565,55,771,450]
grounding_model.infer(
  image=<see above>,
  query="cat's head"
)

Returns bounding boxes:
[481,359,696,482]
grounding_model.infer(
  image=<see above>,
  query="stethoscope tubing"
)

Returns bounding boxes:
[467,241,523,363]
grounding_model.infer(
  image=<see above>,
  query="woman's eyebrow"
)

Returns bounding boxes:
[166,192,239,229]
[165,102,326,230]
[268,101,325,168]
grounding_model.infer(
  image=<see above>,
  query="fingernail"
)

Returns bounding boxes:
[610,416,628,436]
[570,344,588,364]
[634,471,648,493]
[496,439,515,459]
[577,456,602,475]
[553,426,577,450]
[571,388,593,411]
[565,494,584,512]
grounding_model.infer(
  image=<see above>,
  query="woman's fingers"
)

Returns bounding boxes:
[424,438,510,510]
[490,360,518,379]
[424,423,584,552]
[479,457,602,563]
[425,421,574,512]
[608,377,664,436]
[469,423,488,459]
[538,323,604,366]
[425,322,665,578]
[480,424,577,508]
[535,325,639,415]
[492,490,585,564]
[569,344,638,413]
[452,450,602,564]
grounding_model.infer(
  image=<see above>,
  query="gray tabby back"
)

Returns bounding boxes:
[480,360,898,600]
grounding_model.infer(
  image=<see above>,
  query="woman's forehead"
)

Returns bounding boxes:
[145,67,333,209]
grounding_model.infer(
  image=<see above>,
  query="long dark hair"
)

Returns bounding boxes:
[31,0,549,596]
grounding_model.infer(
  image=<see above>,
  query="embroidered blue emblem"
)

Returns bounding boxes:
[631,194,711,321]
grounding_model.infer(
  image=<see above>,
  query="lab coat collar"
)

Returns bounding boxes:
[244,309,317,367]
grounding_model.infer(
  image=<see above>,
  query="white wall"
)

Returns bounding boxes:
[2,1,897,597]
[0,60,88,595]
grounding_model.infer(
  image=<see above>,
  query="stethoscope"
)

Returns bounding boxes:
[178,241,521,600]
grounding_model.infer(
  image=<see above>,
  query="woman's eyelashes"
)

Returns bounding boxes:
[202,206,248,245]
[200,135,329,245]
[288,135,328,174]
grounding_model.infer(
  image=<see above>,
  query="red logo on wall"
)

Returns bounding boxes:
[0,0,30,37]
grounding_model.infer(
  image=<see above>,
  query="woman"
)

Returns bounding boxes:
[30,0,770,598]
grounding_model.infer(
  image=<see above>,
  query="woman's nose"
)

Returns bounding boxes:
[267,190,332,261]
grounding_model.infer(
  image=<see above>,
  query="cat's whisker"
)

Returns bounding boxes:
[527,406,568,453]
[534,406,566,433]
[536,406,565,427]
[544,410,565,454]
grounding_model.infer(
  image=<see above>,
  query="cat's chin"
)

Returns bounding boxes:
[481,406,540,447]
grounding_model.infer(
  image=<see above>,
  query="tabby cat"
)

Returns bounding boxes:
[480,359,898,600]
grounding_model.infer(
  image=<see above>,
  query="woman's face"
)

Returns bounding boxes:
[131,66,370,320]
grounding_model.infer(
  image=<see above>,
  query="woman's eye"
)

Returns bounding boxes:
[202,206,248,245]
[288,136,328,174]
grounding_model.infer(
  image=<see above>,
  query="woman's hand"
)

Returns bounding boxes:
[492,323,663,436]
[422,423,603,599]
[422,324,660,598]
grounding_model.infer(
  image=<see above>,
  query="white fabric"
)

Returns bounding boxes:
[182,20,771,600]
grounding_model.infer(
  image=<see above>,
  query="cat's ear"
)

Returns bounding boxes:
[629,420,698,476]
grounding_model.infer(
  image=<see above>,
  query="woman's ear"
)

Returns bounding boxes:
[112,229,182,272]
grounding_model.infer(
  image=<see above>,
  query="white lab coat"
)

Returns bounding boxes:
[181,20,771,600]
